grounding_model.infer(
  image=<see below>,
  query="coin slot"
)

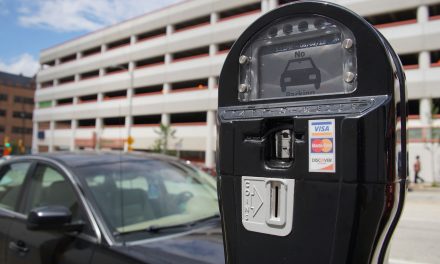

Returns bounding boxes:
[243,177,295,236]
[270,182,281,220]
[274,186,279,218]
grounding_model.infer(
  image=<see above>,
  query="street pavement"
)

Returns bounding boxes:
[389,188,440,264]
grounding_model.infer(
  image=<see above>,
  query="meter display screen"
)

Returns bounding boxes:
[239,15,357,101]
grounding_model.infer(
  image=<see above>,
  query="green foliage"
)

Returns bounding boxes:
[151,123,177,155]
[10,141,18,155]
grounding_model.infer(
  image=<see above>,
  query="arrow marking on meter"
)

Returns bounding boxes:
[251,186,263,217]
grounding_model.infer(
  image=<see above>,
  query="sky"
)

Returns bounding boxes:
[0,0,182,77]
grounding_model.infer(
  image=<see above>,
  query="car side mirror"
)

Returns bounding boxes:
[27,206,83,232]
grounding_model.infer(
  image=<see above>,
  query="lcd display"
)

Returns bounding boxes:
[239,16,357,101]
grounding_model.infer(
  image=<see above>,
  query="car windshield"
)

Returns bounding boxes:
[287,59,313,70]
[76,159,218,238]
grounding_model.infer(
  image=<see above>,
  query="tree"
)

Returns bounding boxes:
[152,123,177,155]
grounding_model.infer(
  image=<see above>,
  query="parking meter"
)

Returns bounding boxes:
[217,1,408,263]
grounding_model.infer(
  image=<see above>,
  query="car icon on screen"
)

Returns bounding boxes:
[280,57,321,92]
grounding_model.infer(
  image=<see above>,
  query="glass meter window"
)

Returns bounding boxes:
[239,15,357,101]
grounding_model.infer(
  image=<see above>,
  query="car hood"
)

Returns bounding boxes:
[114,222,225,264]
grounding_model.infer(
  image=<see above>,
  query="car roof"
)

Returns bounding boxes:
[12,151,181,169]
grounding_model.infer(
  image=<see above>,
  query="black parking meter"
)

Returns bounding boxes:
[217,1,408,263]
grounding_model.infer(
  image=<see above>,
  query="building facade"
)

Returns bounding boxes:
[0,71,35,155]
[34,0,440,181]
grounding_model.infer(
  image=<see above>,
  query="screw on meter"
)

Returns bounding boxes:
[217,1,408,264]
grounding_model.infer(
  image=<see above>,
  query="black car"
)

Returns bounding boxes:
[280,57,321,92]
[0,152,223,264]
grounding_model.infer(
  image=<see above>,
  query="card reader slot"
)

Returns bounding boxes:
[243,124,295,169]
[243,124,295,145]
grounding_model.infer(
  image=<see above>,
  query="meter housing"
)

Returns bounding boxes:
[217,1,408,264]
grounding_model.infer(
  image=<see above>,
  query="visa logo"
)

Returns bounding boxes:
[314,126,330,132]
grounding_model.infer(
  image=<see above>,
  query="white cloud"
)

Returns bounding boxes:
[0,53,39,77]
[17,0,182,32]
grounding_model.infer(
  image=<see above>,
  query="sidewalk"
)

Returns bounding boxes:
[389,188,440,263]
[408,183,440,192]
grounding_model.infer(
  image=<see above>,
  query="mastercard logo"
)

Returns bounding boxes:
[311,138,333,153]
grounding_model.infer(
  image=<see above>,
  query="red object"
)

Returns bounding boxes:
[3,147,11,156]
[311,138,333,153]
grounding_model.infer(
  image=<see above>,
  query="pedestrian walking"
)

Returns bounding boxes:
[414,156,425,184]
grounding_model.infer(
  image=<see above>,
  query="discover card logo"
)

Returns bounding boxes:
[311,157,334,163]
